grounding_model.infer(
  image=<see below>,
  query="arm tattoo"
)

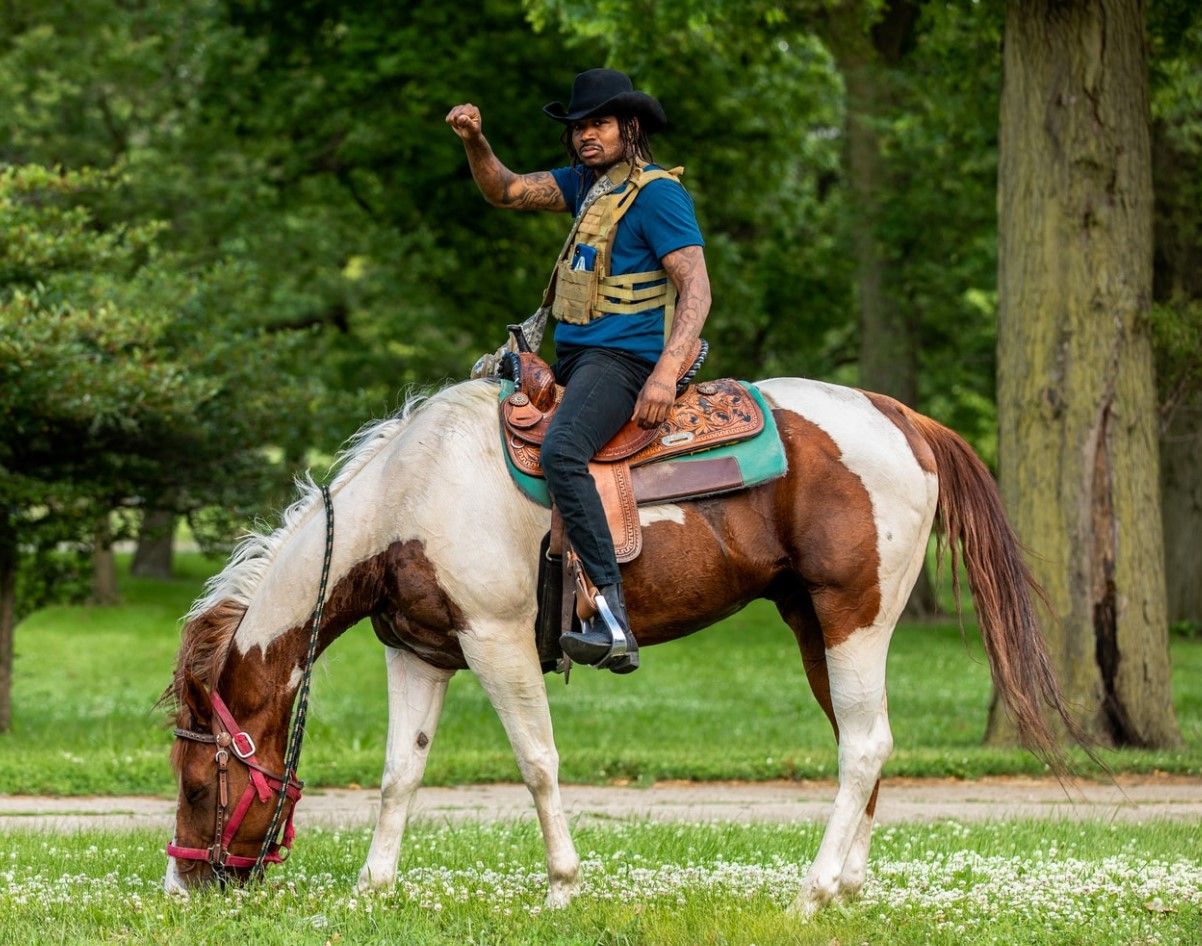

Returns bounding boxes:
[660,245,712,365]
[464,137,565,212]
[503,171,568,212]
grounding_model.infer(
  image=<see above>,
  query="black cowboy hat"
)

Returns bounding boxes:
[543,68,667,133]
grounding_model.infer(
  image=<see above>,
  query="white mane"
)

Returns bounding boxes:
[183,386,452,623]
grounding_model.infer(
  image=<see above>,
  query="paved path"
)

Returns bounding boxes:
[2,776,1200,833]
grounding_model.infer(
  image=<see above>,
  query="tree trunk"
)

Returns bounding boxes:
[990,0,1180,747]
[1161,398,1202,626]
[830,1,938,619]
[834,2,921,406]
[90,521,121,606]
[0,511,15,733]
[132,508,176,580]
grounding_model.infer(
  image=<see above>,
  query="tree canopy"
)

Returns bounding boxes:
[2,0,1200,734]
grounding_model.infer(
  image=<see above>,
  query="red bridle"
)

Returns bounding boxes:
[167,690,304,871]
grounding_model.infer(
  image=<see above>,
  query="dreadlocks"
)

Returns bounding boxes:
[561,113,654,170]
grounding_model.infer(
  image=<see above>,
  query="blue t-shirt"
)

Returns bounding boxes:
[550,164,704,364]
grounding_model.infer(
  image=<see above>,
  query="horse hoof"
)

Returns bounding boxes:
[545,879,581,909]
[355,868,394,893]
[786,895,822,920]
[787,879,833,919]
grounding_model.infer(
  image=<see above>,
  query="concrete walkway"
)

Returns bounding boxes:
[2,776,1200,833]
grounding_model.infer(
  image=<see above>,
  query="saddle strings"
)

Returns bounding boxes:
[253,482,334,878]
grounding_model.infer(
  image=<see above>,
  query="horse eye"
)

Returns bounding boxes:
[185,783,209,806]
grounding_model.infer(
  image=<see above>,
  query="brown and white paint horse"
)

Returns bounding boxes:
[163,376,1072,915]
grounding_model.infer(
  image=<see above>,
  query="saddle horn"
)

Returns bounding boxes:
[507,324,533,353]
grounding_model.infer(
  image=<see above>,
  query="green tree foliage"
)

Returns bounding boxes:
[0,166,308,537]
[0,166,307,728]
[176,0,612,413]
[1148,1,1202,628]
[867,2,1005,463]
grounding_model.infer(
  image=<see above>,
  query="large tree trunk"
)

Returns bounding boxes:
[132,508,176,580]
[830,0,939,618]
[990,0,1180,747]
[0,511,15,734]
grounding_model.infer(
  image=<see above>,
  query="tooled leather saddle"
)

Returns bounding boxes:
[499,341,766,564]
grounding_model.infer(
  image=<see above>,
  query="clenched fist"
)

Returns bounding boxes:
[446,103,483,141]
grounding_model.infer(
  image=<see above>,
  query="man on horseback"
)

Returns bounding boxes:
[447,68,711,674]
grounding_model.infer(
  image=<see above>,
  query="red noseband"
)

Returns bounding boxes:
[167,691,304,871]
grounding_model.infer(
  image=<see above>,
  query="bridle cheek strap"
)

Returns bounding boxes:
[209,692,275,803]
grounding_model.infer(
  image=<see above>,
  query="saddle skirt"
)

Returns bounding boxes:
[497,358,788,564]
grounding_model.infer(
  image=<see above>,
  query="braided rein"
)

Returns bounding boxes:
[253,482,335,877]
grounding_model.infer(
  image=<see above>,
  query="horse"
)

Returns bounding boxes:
[161,375,1074,916]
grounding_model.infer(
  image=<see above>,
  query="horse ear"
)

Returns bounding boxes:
[179,672,212,729]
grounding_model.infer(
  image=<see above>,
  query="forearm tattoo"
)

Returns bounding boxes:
[465,137,565,212]
[660,245,712,365]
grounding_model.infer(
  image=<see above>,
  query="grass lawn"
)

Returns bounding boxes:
[1,553,1199,795]
[0,820,1197,945]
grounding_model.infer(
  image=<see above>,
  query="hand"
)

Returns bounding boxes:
[446,103,483,141]
[633,372,676,429]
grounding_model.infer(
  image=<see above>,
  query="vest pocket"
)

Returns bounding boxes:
[552,257,597,324]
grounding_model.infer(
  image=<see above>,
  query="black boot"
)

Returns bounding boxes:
[560,582,639,674]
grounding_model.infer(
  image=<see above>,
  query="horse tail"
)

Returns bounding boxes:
[905,410,1089,771]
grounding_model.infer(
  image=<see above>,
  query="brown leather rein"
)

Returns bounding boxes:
[167,484,334,878]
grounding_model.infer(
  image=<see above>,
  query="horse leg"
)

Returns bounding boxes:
[781,586,896,918]
[779,595,884,904]
[458,620,581,908]
[357,646,453,891]
[838,778,882,898]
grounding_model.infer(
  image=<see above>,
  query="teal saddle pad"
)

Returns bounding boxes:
[498,379,788,509]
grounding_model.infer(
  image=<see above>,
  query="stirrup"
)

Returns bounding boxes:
[560,589,629,667]
[593,592,628,661]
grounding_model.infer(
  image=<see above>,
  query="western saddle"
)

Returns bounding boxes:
[500,342,765,563]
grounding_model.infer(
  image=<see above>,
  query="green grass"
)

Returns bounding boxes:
[0,820,1198,945]
[2,553,1200,795]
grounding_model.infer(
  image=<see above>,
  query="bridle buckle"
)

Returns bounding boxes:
[230,731,256,759]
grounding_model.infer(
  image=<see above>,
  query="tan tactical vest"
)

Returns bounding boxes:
[545,162,684,336]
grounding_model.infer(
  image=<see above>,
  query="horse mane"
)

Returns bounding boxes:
[161,386,455,719]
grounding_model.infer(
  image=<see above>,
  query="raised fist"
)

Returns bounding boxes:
[446,103,483,141]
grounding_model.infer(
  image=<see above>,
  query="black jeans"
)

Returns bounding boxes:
[543,346,654,588]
